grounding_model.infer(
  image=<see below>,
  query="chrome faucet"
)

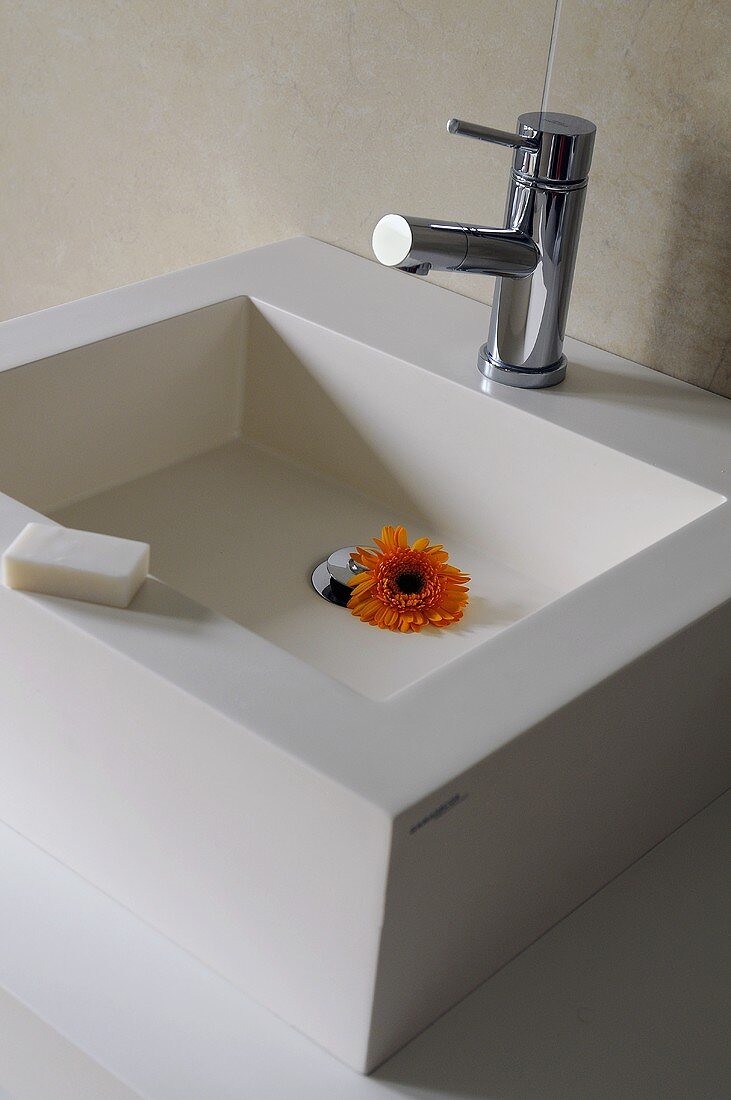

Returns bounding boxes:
[372,112,596,388]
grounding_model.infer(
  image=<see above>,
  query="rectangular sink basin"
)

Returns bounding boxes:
[1,238,729,1072]
[3,297,720,701]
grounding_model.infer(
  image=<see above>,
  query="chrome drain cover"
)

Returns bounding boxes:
[311,546,365,606]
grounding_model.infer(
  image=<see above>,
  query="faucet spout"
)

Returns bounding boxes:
[372,215,539,279]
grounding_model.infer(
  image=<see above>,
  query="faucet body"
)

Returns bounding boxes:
[372,113,596,388]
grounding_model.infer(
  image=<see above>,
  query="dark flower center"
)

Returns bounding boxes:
[395,571,423,595]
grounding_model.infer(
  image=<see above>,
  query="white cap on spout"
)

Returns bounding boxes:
[371,214,413,267]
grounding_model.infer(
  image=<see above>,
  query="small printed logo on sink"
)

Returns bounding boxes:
[409,792,468,835]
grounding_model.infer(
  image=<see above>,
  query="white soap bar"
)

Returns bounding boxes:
[2,522,149,608]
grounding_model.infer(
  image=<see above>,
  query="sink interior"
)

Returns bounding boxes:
[52,436,558,699]
[0,298,722,699]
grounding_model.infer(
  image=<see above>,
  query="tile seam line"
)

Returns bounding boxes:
[540,0,563,115]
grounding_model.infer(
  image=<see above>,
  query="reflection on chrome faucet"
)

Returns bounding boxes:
[372,113,596,389]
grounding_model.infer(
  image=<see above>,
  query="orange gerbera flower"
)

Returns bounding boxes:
[347,525,470,633]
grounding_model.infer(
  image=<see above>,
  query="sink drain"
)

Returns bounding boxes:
[311,546,365,607]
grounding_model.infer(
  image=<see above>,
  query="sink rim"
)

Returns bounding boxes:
[1,237,729,817]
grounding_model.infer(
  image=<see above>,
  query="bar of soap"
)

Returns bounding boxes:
[2,522,149,608]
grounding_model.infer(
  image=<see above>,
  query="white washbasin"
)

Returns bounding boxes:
[1,238,729,1072]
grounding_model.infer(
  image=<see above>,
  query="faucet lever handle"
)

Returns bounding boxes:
[447,118,539,150]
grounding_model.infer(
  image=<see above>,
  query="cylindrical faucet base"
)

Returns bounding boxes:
[477,346,567,388]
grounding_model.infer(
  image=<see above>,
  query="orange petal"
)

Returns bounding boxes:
[361,598,383,617]
[357,548,379,563]
[349,576,375,593]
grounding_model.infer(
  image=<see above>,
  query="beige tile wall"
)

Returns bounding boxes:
[548,0,730,396]
[1,1,729,397]
[0,1,553,315]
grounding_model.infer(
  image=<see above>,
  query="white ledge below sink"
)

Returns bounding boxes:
[0,238,729,1073]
